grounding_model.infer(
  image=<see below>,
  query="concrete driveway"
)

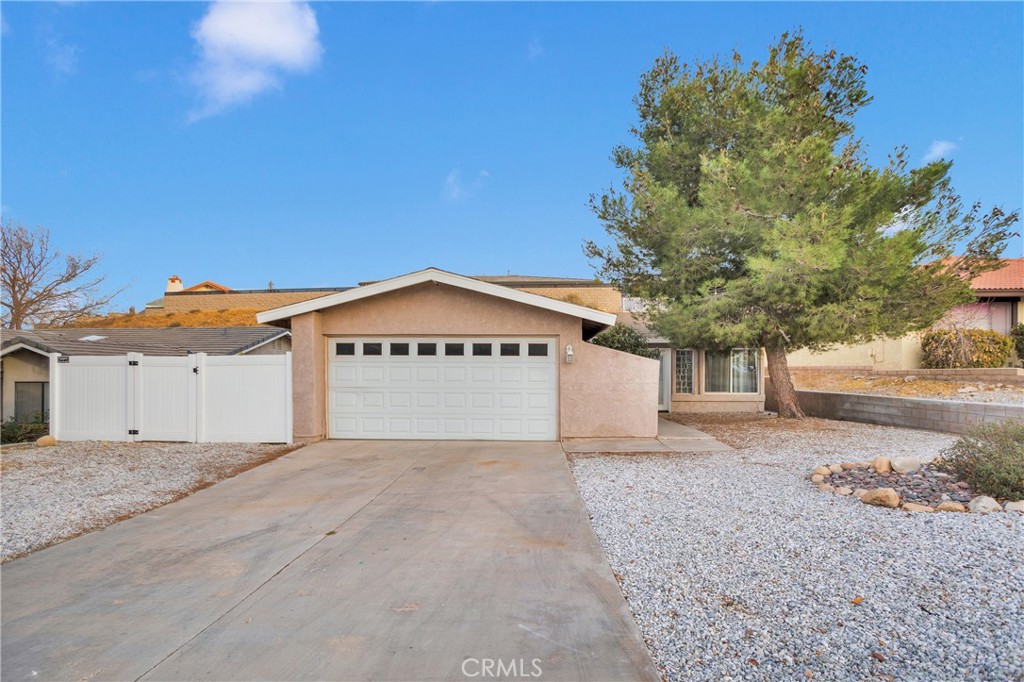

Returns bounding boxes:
[1,441,657,681]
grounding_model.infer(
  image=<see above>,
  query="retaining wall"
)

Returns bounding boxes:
[766,387,1023,435]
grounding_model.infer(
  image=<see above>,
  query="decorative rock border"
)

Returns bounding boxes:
[810,457,1024,514]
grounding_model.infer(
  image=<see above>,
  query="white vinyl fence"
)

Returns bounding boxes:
[49,352,292,443]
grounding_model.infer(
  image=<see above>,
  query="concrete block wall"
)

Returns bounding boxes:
[766,387,1024,435]
[520,286,622,313]
[160,290,343,313]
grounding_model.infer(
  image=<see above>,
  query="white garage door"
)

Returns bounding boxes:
[328,337,558,441]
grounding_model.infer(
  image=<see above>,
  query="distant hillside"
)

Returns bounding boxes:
[57,309,265,328]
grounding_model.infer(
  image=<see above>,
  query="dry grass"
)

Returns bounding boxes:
[791,368,1023,400]
[58,309,264,328]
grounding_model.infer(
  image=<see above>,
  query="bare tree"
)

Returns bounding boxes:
[1,221,123,329]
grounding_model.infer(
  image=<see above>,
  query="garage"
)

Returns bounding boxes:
[328,337,557,440]
[257,268,659,442]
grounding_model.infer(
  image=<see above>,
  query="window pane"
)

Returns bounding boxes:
[704,351,731,392]
[336,342,355,356]
[445,343,465,356]
[527,343,548,357]
[674,350,693,394]
[472,343,492,356]
[500,343,520,357]
[417,343,437,356]
[14,382,45,423]
[390,343,409,356]
[363,342,383,356]
[731,349,759,393]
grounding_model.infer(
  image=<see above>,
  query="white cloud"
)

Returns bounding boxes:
[527,37,543,60]
[922,140,958,163]
[188,1,322,122]
[1,10,11,36]
[46,37,78,76]
[443,169,490,201]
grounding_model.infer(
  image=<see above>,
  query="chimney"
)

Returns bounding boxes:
[166,275,184,293]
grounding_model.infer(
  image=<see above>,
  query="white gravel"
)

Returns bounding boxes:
[1,440,295,562]
[570,416,1024,681]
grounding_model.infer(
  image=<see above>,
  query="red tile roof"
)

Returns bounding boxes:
[972,258,1024,292]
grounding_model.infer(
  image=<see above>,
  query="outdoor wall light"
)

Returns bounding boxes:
[565,344,574,364]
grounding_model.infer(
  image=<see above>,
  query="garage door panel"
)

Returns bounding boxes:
[389,367,412,382]
[328,337,557,441]
[389,392,412,408]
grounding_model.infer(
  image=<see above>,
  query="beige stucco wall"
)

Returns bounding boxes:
[288,282,658,440]
[561,342,659,437]
[290,312,325,439]
[1,350,50,421]
[787,335,925,370]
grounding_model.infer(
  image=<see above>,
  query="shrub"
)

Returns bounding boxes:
[920,328,1013,369]
[1010,323,1024,363]
[933,422,1024,500]
[590,323,660,359]
[1,414,50,444]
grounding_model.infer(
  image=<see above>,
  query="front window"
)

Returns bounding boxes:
[674,349,694,394]
[704,349,759,394]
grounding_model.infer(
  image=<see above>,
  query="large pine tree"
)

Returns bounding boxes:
[587,32,1018,418]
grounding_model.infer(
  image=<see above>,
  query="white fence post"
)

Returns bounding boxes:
[48,353,62,440]
[187,353,199,442]
[284,351,293,444]
[126,352,142,442]
[195,352,208,443]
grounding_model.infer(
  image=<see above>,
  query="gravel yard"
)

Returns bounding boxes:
[1,441,296,562]
[570,415,1024,681]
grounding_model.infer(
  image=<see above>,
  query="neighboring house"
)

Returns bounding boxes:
[0,327,291,423]
[788,258,1024,370]
[143,274,620,316]
[256,268,659,442]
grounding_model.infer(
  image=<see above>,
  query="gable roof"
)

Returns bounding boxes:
[0,327,290,357]
[182,280,232,293]
[257,268,617,333]
[972,258,1023,294]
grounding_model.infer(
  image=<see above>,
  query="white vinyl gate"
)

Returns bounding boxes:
[49,352,292,443]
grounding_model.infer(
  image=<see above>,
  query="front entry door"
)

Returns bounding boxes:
[657,349,671,411]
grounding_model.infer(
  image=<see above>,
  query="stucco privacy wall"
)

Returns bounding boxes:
[288,282,658,440]
[561,342,659,437]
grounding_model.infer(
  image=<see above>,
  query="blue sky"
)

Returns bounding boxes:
[2,2,1022,310]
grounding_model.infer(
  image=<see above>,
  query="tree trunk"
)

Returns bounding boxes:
[765,343,805,419]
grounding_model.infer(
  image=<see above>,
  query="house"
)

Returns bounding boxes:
[141,271,766,435]
[0,327,291,423]
[256,268,660,442]
[787,258,1024,370]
